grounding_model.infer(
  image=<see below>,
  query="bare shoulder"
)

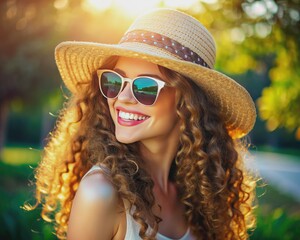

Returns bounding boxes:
[77,169,116,204]
[67,169,124,240]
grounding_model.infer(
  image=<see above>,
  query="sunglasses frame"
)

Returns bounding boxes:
[97,69,167,106]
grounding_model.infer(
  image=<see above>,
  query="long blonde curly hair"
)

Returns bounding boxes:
[29,56,256,239]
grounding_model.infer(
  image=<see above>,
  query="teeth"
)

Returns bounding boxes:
[118,111,148,121]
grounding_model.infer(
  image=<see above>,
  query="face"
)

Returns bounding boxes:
[106,57,179,144]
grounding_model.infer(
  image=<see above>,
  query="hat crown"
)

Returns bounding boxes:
[124,9,216,68]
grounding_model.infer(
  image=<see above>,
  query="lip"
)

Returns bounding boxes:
[116,106,150,127]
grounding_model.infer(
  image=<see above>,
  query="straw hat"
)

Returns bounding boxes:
[55,8,256,138]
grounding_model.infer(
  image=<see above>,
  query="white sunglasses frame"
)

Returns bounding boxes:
[97,69,167,106]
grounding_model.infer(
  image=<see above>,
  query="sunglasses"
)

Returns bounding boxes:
[97,69,167,106]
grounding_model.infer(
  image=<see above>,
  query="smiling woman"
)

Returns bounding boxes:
[29,8,257,240]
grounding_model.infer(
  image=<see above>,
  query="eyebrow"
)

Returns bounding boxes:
[113,68,165,81]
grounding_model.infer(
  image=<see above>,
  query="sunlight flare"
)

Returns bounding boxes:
[164,0,199,9]
[114,0,161,17]
[82,0,113,12]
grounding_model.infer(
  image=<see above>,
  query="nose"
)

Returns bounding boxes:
[117,82,137,104]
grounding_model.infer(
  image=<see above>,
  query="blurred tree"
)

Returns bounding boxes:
[0,0,63,151]
[0,0,132,152]
[186,0,300,139]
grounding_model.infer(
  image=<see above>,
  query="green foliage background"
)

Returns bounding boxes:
[1,0,300,149]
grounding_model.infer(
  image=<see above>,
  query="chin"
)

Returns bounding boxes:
[116,135,137,144]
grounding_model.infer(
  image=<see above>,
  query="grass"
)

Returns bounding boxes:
[256,181,300,215]
[246,179,300,240]
[0,146,54,240]
[0,161,56,240]
[1,146,300,239]
[0,146,41,165]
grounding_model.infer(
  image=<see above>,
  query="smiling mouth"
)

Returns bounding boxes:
[118,110,150,121]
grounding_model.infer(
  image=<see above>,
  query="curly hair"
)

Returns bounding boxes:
[28,56,256,240]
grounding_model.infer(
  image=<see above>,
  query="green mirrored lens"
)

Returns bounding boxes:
[101,72,122,98]
[133,78,158,105]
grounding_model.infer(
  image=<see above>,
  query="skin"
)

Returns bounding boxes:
[67,171,122,240]
[67,57,188,239]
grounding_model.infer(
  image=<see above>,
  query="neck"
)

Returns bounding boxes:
[139,123,180,194]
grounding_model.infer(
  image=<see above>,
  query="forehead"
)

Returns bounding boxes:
[114,57,164,79]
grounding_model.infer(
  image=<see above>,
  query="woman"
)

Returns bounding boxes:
[31,8,257,240]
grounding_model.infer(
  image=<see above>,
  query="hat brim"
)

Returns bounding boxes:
[55,41,256,138]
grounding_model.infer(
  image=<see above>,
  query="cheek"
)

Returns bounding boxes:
[155,104,176,119]
[162,89,177,111]
[107,99,116,120]
[107,99,113,109]
[154,90,178,121]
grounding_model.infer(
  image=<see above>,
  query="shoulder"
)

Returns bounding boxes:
[67,168,124,240]
[78,168,115,204]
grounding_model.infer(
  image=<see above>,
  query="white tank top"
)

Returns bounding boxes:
[82,166,197,240]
